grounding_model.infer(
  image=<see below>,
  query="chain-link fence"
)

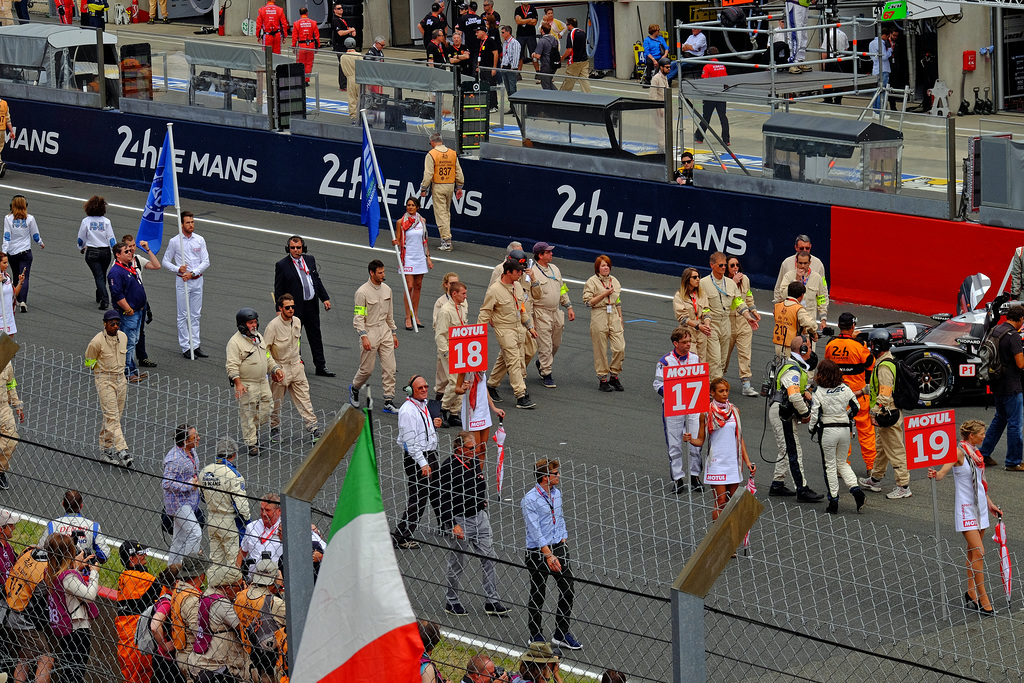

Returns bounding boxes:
[0,344,1020,682]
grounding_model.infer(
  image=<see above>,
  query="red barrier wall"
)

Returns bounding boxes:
[830,207,1024,315]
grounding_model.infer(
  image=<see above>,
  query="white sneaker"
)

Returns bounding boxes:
[741,382,758,397]
[885,485,912,500]
[438,239,453,252]
[858,476,882,492]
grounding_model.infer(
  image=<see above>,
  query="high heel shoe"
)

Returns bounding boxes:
[964,592,980,610]
[980,606,996,617]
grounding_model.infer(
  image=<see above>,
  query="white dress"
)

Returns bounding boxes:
[461,371,492,432]
[0,275,16,336]
[952,443,988,532]
[400,214,428,276]
[703,408,742,485]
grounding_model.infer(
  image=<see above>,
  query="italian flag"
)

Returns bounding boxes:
[291,411,424,683]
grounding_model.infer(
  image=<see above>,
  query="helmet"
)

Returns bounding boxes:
[867,328,891,355]
[343,37,356,49]
[236,308,259,335]
[506,249,529,269]
[874,407,900,428]
[657,57,671,67]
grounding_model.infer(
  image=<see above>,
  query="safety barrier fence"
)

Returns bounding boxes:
[0,344,1016,681]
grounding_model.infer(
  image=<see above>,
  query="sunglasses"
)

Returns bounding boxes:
[282,305,295,310]
[796,245,812,251]
[289,245,304,250]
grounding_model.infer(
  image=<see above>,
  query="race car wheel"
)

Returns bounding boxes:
[905,351,953,407]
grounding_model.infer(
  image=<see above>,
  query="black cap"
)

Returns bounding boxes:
[103,309,120,322]
[838,312,857,328]
[118,540,148,567]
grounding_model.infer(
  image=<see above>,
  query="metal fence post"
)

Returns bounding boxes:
[664,84,674,183]
[265,45,276,130]
[947,117,958,220]
[96,28,107,109]
[671,590,706,683]
[281,494,313,673]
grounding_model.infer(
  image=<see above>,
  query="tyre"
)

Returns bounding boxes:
[905,350,953,407]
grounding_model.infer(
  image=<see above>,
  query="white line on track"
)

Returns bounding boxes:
[1,184,782,316]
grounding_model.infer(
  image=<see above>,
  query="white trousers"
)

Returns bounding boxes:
[175,277,204,352]
[664,413,702,481]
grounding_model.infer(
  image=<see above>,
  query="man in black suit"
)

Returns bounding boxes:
[274,236,335,376]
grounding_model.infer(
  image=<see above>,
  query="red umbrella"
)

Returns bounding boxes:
[493,421,507,494]
[742,476,757,555]
[992,514,1012,605]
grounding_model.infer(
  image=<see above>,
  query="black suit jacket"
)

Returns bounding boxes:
[274,254,330,305]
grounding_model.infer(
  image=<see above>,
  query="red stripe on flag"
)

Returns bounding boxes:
[319,622,424,683]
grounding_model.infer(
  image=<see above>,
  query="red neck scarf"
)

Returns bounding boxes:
[708,399,735,432]
[961,441,985,470]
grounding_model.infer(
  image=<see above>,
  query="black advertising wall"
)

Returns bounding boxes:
[4,98,830,289]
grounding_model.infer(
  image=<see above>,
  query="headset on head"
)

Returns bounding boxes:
[403,375,424,397]
[285,236,307,254]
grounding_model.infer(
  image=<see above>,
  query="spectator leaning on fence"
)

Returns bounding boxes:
[163,424,203,567]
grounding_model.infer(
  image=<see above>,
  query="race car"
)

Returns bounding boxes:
[848,274,1009,408]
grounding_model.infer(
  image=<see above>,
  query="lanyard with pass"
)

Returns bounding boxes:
[535,485,556,527]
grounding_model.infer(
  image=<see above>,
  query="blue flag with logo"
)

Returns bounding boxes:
[360,125,381,248]
[136,131,176,254]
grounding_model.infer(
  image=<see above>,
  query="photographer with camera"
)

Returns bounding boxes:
[43,534,98,683]
[39,491,110,565]
[463,654,509,682]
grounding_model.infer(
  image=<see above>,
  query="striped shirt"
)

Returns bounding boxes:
[501,36,521,69]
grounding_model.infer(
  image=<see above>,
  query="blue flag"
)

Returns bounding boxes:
[136,131,176,254]
[360,125,381,248]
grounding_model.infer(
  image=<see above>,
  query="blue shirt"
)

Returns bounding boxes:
[521,485,567,549]
[643,35,667,63]
[162,445,200,514]
[108,261,147,310]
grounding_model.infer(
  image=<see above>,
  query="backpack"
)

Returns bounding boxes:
[978,325,1013,385]
[133,601,161,656]
[878,358,921,411]
[6,549,46,613]
[193,593,225,655]
[245,594,282,673]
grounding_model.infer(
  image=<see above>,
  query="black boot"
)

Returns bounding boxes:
[439,409,450,429]
[851,486,866,512]
[825,498,839,514]
[690,475,704,492]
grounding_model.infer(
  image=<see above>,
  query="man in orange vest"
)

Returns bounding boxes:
[420,132,465,253]
[773,281,817,357]
[825,312,876,473]
[257,0,290,55]
[291,7,319,82]
[115,541,161,683]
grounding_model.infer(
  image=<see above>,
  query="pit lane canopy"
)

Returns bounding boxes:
[0,25,117,70]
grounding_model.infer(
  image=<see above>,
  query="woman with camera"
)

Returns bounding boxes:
[44,533,99,683]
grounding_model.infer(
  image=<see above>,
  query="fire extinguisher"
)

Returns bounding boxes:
[218,0,227,34]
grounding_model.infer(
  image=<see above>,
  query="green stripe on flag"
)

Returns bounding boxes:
[329,408,385,539]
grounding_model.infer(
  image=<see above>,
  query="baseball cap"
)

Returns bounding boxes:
[119,540,148,567]
[0,509,20,527]
[103,309,120,322]
[838,312,857,328]
[532,242,554,256]
[249,556,279,586]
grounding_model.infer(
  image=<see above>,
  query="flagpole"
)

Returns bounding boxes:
[360,110,419,334]
[165,123,195,359]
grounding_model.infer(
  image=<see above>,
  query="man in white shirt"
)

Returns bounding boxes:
[773,234,826,303]
[868,26,894,112]
[161,211,210,359]
[392,375,443,549]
